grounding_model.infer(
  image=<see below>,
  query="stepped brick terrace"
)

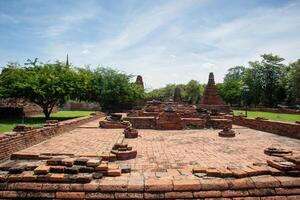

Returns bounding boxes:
[0,117,300,199]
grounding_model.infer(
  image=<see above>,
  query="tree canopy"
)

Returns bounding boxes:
[0,61,144,118]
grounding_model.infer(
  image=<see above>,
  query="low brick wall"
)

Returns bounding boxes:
[231,116,300,139]
[0,113,104,163]
[233,107,300,114]
[123,117,156,129]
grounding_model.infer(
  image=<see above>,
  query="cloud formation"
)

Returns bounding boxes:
[0,0,299,89]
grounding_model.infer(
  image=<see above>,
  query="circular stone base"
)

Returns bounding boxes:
[218,130,236,137]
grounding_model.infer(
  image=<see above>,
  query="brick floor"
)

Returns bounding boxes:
[119,125,300,172]
[17,126,123,157]
[15,122,300,175]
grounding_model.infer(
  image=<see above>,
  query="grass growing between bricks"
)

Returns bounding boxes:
[233,110,300,123]
[0,111,94,133]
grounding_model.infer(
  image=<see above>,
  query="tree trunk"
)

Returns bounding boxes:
[43,107,50,120]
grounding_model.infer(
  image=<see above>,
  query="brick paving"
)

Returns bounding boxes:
[16,122,300,173]
[120,125,300,172]
[1,120,300,199]
[17,126,123,157]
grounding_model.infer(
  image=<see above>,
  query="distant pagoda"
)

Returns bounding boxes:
[198,72,231,114]
[135,75,144,91]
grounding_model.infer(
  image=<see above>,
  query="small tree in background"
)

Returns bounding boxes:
[0,61,77,119]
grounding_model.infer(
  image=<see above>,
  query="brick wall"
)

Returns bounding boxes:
[230,116,300,139]
[233,107,300,115]
[0,113,104,163]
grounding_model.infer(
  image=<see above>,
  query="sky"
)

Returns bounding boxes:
[0,0,300,90]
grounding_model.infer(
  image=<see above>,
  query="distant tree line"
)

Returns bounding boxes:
[146,80,204,104]
[0,60,144,119]
[147,53,300,108]
[218,53,300,107]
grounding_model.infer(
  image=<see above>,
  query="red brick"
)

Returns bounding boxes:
[145,178,173,192]
[173,179,201,191]
[260,196,288,200]
[49,174,65,182]
[193,190,222,198]
[98,179,127,192]
[115,192,143,199]
[85,192,114,199]
[222,190,249,197]
[127,177,144,192]
[228,178,255,189]
[34,165,50,175]
[200,178,228,190]
[96,163,108,171]
[56,191,85,199]
[144,192,165,199]
[275,176,300,187]
[165,191,193,199]
[275,188,300,195]
[248,188,276,196]
[251,176,281,188]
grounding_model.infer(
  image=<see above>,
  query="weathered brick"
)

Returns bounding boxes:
[275,187,300,195]
[85,192,114,199]
[56,191,85,199]
[173,179,201,191]
[275,176,300,187]
[165,191,193,199]
[193,190,222,198]
[144,192,165,199]
[200,178,228,190]
[145,178,173,192]
[222,190,249,197]
[251,176,281,188]
[115,192,143,199]
[248,188,276,196]
[228,178,255,189]
[34,165,50,175]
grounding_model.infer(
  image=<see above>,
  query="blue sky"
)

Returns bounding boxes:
[0,0,299,89]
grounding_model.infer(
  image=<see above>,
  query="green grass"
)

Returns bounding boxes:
[0,111,94,133]
[233,110,300,123]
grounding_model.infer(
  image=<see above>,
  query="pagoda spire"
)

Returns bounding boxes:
[66,54,69,66]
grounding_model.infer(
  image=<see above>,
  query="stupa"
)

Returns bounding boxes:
[135,75,144,91]
[198,72,231,114]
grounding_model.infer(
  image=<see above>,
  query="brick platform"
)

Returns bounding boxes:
[0,120,299,199]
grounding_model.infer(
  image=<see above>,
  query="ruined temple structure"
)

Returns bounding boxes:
[135,75,144,91]
[98,72,233,130]
[0,98,59,118]
[198,72,231,114]
[122,100,232,130]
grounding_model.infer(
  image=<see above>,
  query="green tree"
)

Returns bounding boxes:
[185,80,203,104]
[90,67,144,110]
[0,61,77,119]
[221,66,245,105]
[286,59,300,104]
[260,53,285,106]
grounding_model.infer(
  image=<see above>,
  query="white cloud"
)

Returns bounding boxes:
[32,1,300,88]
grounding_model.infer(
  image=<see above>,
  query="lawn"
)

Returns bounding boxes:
[233,110,300,123]
[0,111,94,133]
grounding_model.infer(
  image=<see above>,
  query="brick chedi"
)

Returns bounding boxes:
[135,75,144,91]
[198,72,231,114]
[173,86,182,102]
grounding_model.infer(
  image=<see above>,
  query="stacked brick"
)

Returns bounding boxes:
[0,155,131,187]
[123,127,138,138]
[111,143,137,160]
[268,155,300,176]
[0,174,299,199]
[198,72,231,114]
[156,109,183,130]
